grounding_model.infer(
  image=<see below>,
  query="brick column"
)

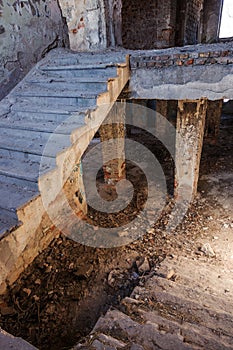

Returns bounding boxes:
[99,101,126,185]
[204,99,223,144]
[175,99,207,200]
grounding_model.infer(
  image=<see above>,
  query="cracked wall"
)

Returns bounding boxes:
[58,0,107,51]
[0,0,69,100]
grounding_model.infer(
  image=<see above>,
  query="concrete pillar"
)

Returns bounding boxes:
[175,99,207,200]
[99,101,126,185]
[201,0,223,43]
[204,99,223,144]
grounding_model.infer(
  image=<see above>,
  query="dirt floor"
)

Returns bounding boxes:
[0,111,232,350]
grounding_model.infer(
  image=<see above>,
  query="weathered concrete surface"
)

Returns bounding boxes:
[129,42,233,101]
[74,253,233,349]
[58,0,107,51]
[175,99,207,200]
[0,48,130,294]
[0,0,69,101]
[0,328,37,350]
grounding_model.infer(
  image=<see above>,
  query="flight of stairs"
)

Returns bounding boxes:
[75,256,233,350]
[0,48,129,237]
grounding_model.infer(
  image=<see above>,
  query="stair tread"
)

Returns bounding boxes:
[19,81,107,94]
[14,89,100,98]
[157,256,233,299]
[0,209,20,237]
[131,282,233,339]
[0,328,38,350]
[37,65,117,78]
[0,148,56,182]
[146,275,233,315]
[43,50,127,66]
[121,297,233,350]
[11,102,93,114]
[39,62,117,70]
[0,175,39,212]
[26,75,110,84]
[0,127,71,157]
[0,111,86,134]
[93,309,201,350]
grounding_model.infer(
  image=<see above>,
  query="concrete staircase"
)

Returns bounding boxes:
[0,49,129,237]
[75,256,233,350]
[0,48,129,296]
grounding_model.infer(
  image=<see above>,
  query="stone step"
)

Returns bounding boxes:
[11,102,93,115]
[14,87,99,99]
[74,333,127,349]
[0,148,55,182]
[121,296,233,350]
[0,327,38,350]
[131,282,233,341]
[0,127,71,157]
[93,309,201,350]
[44,51,127,66]
[38,65,117,78]
[0,209,21,237]
[21,80,107,93]
[26,72,109,85]
[0,175,38,212]
[157,256,233,300]
[39,62,116,70]
[13,94,97,109]
[148,275,233,315]
[0,111,86,134]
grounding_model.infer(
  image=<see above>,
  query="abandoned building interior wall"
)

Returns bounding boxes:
[121,0,176,50]
[58,0,107,51]
[0,0,225,100]
[0,0,70,100]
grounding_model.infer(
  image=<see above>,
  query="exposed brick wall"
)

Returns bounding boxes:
[175,0,204,46]
[130,48,233,69]
[185,0,203,44]
[122,0,176,50]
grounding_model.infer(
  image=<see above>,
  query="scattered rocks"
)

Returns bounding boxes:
[74,264,94,278]
[200,243,216,257]
[157,266,176,280]
[136,258,150,274]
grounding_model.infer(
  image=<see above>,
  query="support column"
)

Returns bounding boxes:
[175,99,207,200]
[204,99,223,144]
[99,100,126,185]
[156,100,169,136]
[201,0,223,43]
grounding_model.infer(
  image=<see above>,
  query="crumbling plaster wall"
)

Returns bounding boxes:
[58,0,107,51]
[0,0,69,100]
